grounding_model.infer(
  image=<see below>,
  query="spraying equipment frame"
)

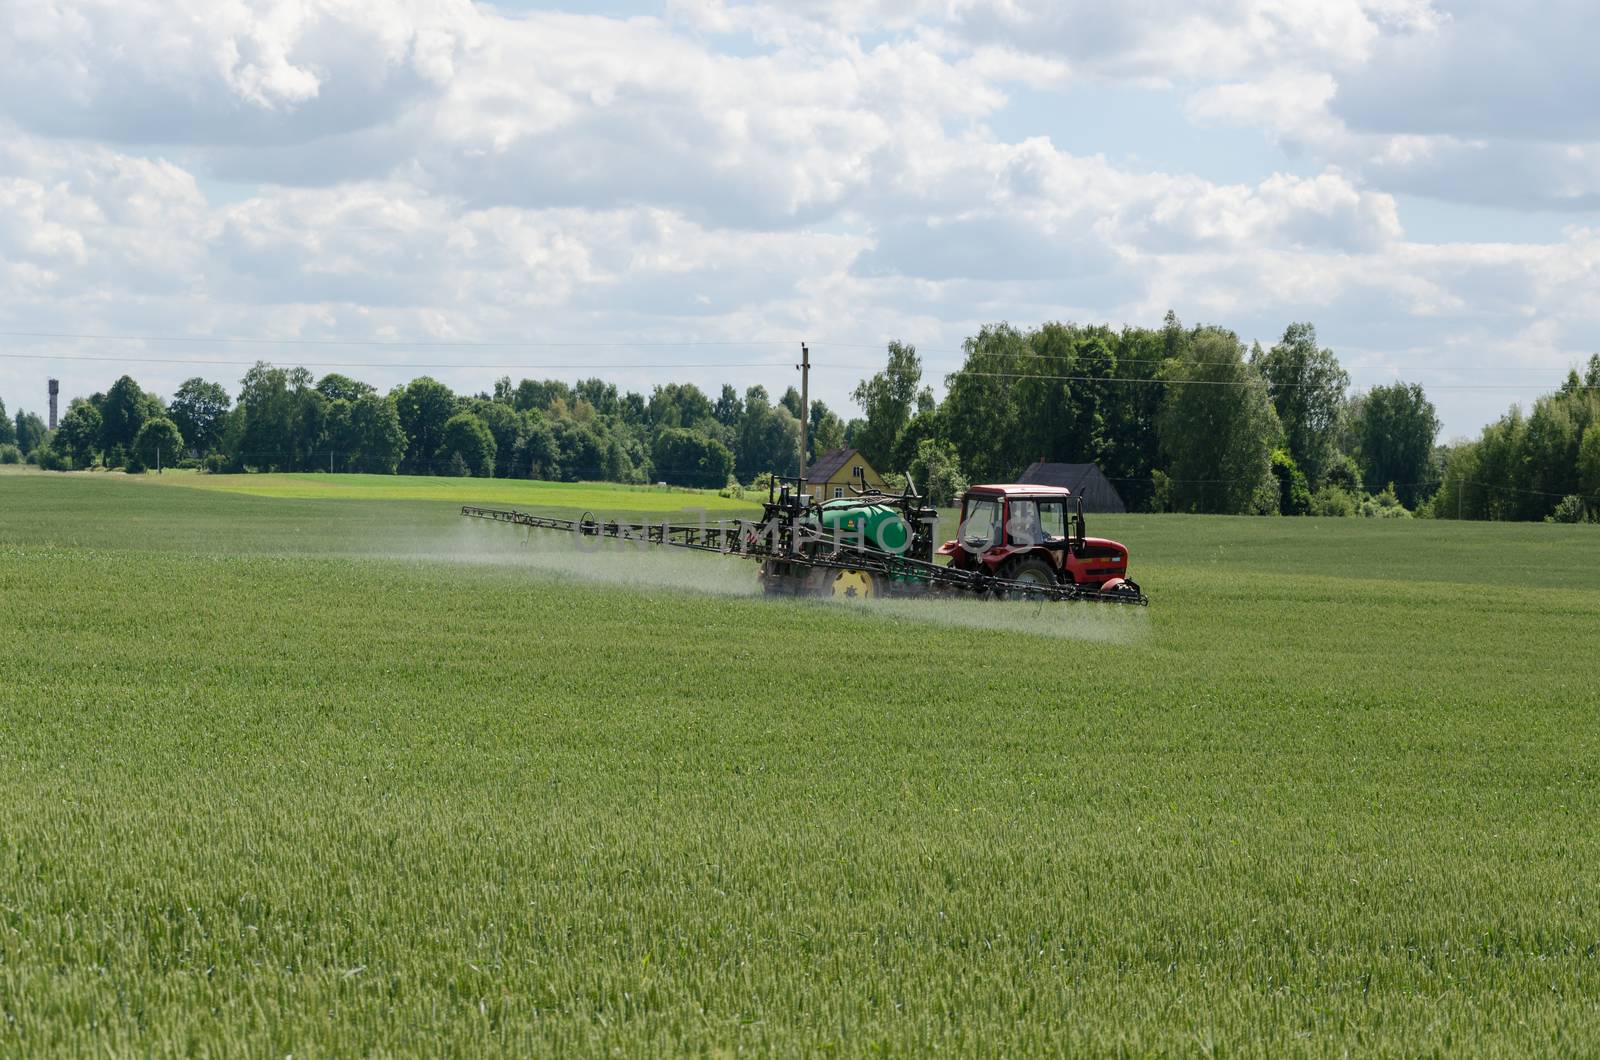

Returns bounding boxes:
[462,475,1147,605]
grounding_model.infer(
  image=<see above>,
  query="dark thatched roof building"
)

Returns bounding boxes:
[1017,461,1127,513]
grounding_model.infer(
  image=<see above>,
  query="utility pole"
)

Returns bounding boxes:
[798,342,809,488]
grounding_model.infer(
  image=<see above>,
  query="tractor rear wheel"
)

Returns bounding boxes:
[996,556,1058,599]
[829,568,879,599]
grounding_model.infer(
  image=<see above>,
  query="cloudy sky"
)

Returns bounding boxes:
[2,0,1597,438]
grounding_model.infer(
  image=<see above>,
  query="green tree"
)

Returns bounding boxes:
[292,376,328,470]
[600,434,639,483]
[1475,408,1527,520]
[851,341,927,471]
[944,321,1139,488]
[14,411,47,455]
[806,400,834,452]
[1522,393,1586,512]
[843,418,865,449]
[514,417,561,480]
[1549,495,1591,524]
[736,386,772,480]
[470,399,522,477]
[1325,454,1363,494]
[236,363,319,470]
[648,383,716,432]
[713,384,743,428]
[131,417,185,473]
[1157,328,1282,514]
[396,377,458,474]
[1269,448,1312,515]
[513,379,570,413]
[167,378,232,455]
[55,399,102,468]
[0,397,13,446]
[652,427,734,488]
[890,406,945,473]
[1578,426,1600,500]
[764,405,803,478]
[575,378,621,419]
[322,399,358,470]
[906,438,968,506]
[810,409,846,462]
[1354,383,1439,509]
[1428,363,1599,521]
[436,413,495,478]
[941,323,1030,483]
[737,388,801,478]
[1013,324,1118,477]
[98,375,148,455]
[236,363,291,468]
[350,395,407,474]
[32,441,72,471]
[553,419,604,481]
[1427,443,1477,519]
[1101,322,1175,510]
[315,373,375,403]
[1252,323,1349,487]
[619,391,649,429]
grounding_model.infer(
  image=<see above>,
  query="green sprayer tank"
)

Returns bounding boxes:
[813,498,914,555]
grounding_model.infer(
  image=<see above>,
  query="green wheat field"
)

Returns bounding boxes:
[2,468,1598,1055]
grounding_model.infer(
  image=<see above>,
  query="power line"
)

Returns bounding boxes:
[939,347,1578,376]
[824,336,1600,376]
[1441,476,1600,504]
[940,367,1594,391]
[11,349,1586,391]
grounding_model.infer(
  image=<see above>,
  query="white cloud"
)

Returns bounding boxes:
[1177,2,1600,212]
[1,0,1597,438]
[1332,0,1600,142]
[0,0,474,143]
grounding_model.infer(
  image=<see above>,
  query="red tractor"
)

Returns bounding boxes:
[936,484,1143,600]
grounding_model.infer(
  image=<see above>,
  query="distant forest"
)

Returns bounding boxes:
[6,313,1599,522]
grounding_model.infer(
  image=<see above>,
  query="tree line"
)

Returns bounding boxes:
[850,315,1442,518]
[7,313,1596,522]
[1431,359,1600,523]
[10,364,827,488]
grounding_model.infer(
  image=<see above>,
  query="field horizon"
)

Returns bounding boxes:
[2,471,1597,1054]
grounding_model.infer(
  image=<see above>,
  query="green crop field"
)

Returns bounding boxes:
[2,469,1598,1056]
[56,467,757,511]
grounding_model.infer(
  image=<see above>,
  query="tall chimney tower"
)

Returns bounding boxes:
[48,379,59,430]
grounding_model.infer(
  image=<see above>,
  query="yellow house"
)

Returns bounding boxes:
[805,447,887,502]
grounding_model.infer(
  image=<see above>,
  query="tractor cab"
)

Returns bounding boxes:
[937,484,1139,596]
